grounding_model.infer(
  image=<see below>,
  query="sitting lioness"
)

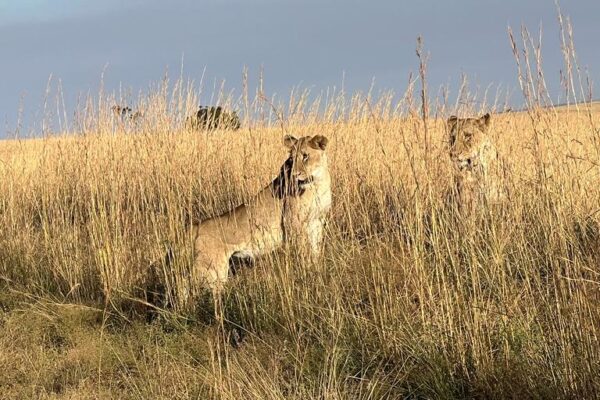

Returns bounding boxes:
[193,135,331,291]
[447,113,505,212]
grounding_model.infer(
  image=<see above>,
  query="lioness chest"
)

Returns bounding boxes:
[284,177,332,233]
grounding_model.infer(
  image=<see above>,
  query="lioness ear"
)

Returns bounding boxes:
[479,113,491,129]
[447,116,458,129]
[447,116,458,145]
[283,135,298,149]
[309,135,328,150]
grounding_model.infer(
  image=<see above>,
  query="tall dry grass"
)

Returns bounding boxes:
[1,18,600,400]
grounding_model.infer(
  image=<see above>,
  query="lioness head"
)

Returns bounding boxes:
[447,113,492,172]
[282,135,329,187]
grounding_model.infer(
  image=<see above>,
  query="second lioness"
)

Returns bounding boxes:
[193,135,331,290]
[447,113,506,211]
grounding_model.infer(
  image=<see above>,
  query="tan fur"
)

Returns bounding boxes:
[447,113,505,212]
[192,135,332,291]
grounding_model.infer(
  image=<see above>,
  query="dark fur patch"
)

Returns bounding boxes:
[271,157,306,199]
[229,253,255,276]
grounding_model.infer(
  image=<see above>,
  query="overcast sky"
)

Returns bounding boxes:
[1,0,599,136]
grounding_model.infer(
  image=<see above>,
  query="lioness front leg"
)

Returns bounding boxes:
[193,248,230,294]
[306,219,325,262]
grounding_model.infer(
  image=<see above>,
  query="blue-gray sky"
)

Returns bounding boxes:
[1,0,599,136]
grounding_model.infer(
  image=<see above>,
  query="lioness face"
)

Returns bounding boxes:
[283,135,329,186]
[447,113,491,172]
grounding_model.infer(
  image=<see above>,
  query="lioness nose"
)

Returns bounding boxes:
[458,158,472,169]
[290,168,302,178]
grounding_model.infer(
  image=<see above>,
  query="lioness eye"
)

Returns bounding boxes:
[302,153,309,162]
